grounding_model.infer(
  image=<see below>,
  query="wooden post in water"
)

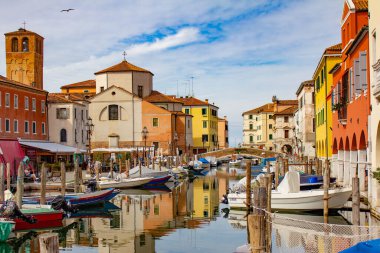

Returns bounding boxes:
[352,176,360,225]
[119,159,122,175]
[134,157,137,168]
[39,233,59,253]
[74,158,79,193]
[40,163,47,205]
[60,162,66,195]
[249,186,267,253]
[275,160,279,190]
[323,159,330,223]
[16,163,24,208]
[152,157,155,170]
[139,160,142,177]
[95,161,100,182]
[110,159,114,180]
[266,174,272,214]
[246,161,252,212]
[0,164,4,202]
[307,158,312,174]
[6,163,11,190]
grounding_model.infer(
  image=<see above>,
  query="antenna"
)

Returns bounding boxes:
[190,76,195,97]
[122,51,127,61]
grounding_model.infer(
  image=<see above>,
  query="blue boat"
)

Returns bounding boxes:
[340,239,380,253]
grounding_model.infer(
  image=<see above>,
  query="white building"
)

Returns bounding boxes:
[294,80,315,158]
[369,0,380,211]
[47,93,89,151]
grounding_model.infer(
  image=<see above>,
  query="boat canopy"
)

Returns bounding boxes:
[19,140,85,154]
[340,238,380,253]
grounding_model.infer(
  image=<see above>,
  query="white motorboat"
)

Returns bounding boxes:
[229,160,241,167]
[128,166,170,178]
[98,177,153,189]
[228,171,352,211]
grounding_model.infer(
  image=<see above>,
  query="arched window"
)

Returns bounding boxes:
[60,129,67,142]
[11,38,18,52]
[109,105,119,120]
[22,38,29,52]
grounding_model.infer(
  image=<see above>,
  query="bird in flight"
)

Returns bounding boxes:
[61,8,75,12]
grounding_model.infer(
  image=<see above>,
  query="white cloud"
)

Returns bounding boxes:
[127,27,200,56]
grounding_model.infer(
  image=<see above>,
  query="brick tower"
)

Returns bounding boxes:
[4,28,44,89]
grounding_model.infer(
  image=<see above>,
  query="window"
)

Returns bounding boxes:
[14,120,18,133]
[25,97,29,110]
[11,38,18,52]
[32,121,36,134]
[153,142,159,150]
[204,196,208,204]
[24,121,29,133]
[202,108,207,115]
[153,118,159,127]
[5,119,10,132]
[22,38,29,52]
[202,134,208,142]
[249,115,253,120]
[109,105,119,120]
[211,109,217,117]
[14,94,18,108]
[75,129,78,143]
[100,86,104,92]
[42,122,45,135]
[284,116,289,123]
[312,118,315,132]
[84,90,89,93]
[256,117,258,121]
[250,136,254,143]
[185,108,190,114]
[5,93,10,107]
[138,85,143,98]
[82,130,84,143]
[60,129,67,142]
[32,98,36,111]
[269,115,273,119]
[249,124,253,130]
[56,108,69,119]
[41,101,45,113]
[285,130,289,138]
[203,120,207,128]
[269,134,273,140]
[81,110,84,120]
[299,97,303,109]
[74,108,77,119]
[269,124,272,129]
[312,92,315,104]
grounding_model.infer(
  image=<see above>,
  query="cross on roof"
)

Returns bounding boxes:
[122,51,127,61]
[22,21,26,29]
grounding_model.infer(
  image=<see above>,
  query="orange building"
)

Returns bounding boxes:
[143,91,193,155]
[217,116,229,149]
[330,0,369,190]
[60,79,96,94]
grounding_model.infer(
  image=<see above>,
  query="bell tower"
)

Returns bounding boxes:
[4,28,44,89]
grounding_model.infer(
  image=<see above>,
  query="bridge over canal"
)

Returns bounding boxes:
[197,148,280,159]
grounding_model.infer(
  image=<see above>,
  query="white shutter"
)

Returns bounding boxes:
[354,59,361,95]
[350,68,354,101]
[360,51,367,90]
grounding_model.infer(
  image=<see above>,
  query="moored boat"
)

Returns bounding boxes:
[98,177,153,189]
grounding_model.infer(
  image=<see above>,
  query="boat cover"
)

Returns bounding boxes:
[277,171,300,193]
[198,158,210,164]
[340,238,380,253]
[0,139,26,176]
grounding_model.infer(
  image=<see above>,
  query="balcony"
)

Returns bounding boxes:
[373,59,380,100]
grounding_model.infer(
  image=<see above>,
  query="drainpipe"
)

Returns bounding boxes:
[325,57,329,161]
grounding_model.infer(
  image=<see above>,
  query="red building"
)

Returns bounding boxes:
[330,0,369,191]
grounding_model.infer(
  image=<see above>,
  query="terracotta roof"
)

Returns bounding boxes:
[277,100,298,106]
[274,105,298,115]
[296,80,314,96]
[4,28,44,38]
[324,43,342,54]
[95,60,153,75]
[60,80,95,89]
[47,93,84,106]
[50,92,94,101]
[242,103,274,115]
[175,97,218,108]
[353,0,368,11]
[0,75,47,93]
[144,90,182,104]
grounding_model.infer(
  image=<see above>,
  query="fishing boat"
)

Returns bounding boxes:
[15,208,64,231]
[22,188,120,207]
[129,166,170,179]
[228,171,352,211]
[98,177,153,189]
[144,175,172,185]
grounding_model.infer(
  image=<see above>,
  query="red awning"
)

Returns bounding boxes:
[0,139,26,176]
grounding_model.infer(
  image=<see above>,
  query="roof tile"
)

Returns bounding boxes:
[95,60,153,75]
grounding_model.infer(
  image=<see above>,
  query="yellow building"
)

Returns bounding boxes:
[192,177,219,219]
[312,43,341,160]
[60,79,96,94]
[175,97,219,154]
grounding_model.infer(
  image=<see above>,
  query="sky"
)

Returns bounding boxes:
[0,0,344,147]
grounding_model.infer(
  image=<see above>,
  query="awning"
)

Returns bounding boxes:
[0,139,26,176]
[92,147,154,153]
[19,140,86,154]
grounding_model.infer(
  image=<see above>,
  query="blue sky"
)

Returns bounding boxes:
[0,0,344,146]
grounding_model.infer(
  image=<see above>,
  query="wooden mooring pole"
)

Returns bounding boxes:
[352,176,360,225]
[60,162,66,195]
[275,160,279,190]
[40,163,47,205]
[249,186,267,253]
[74,158,79,193]
[246,160,252,212]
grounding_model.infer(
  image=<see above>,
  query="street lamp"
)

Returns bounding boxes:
[85,117,94,161]
[141,126,149,159]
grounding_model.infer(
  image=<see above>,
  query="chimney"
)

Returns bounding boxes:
[205,99,209,103]
[224,116,227,120]
[272,95,278,112]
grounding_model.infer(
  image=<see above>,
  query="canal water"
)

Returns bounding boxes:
[6,166,380,252]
